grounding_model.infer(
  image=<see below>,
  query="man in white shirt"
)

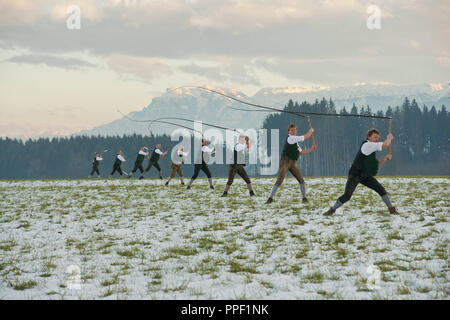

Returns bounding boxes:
[324,128,398,216]
[89,152,103,178]
[187,139,215,190]
[165,146,189,186]
[109,150,126,178]
[221,135,255,197]
[129,147,149,178]
[140,144,168,180]
[266,123,316,204]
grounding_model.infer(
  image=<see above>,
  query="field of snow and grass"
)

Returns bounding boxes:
[0,177,448,300]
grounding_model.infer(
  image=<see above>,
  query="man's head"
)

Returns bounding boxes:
[179,146,184,151]
[202,139,209,146]
[156,144,161,149]
[238,135,247,144]
[140,147,144,151]
[366,128,380,142]
[288,123,297,136]
[118,150,122,155]
[95,153,99,157]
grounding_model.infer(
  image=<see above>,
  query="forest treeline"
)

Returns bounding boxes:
[0,97,448,179]
[262,97,449,176]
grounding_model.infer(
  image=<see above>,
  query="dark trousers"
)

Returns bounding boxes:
[110,164,123,176]
[338,168,387,204]
[90,165,100,176]
[227,164,251,185]
[145,161,161,174]
[191,163,211,179]
[132,161,144,174]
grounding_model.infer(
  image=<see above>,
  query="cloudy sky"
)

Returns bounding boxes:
[0,0,449,137]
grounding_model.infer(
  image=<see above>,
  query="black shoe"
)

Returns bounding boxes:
[323,208,336,216]
[221,191,227,197]
[389,207,399,215]
[302,198,308,203]
[249,190,255,196]
[159,176,163,180]
[139,176,144,180]
[165,181,169,186]
[266,197,273,204]
[187,185,191,190]
[181,182,185,185]
[210,185,214,190]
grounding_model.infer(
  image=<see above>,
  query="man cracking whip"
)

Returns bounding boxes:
[187,139,215,190]
[221,135,255,197]
[165,146,189,186]
[266,123,316,204]
[139,144,168,180]
[128,147,149,178]
[109,150,127,178]
[323,128,397,216]
[88,152,103,178]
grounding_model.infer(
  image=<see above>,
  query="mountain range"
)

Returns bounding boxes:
[78,83,449,137]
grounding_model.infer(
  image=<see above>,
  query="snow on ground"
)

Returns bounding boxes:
[0,177,448,299]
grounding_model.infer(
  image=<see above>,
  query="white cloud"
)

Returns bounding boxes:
[107,54,172,82]
[6,54,96,69]
[50,0,103,22]
[0,0,47,26]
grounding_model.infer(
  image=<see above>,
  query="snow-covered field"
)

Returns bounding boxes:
[0,177,448,300]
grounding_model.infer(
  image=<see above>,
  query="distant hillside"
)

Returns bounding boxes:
[78,83,449,137]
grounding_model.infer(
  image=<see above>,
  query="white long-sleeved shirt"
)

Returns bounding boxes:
[154,148,163,155]
[361,141,383,155]
[96,157,103,161]
[287,134,304,152]
[138,150,148,156]
[202,146,214,153]
[234,143,247,152]
[117,155,126,162]
[173,150,188,165]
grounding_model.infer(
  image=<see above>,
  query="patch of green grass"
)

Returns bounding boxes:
[434,241,449,260]
[229,260,258,274]
[162,281,189,293]
[196,235,222,250]
[202,222,227,231]
[374,259,394,272]
[0,240,16,251]
[163,246,198,257]
[387,230,404,241]
[101,274,120,287]
[223,240,239,255]
[101,287,115,298]
[259,280,274,289]
[17,221,31,229]
[416,286,432,293]
[116,247,140,258]
[295,246,309,259]
[303,271,324,284]
[435,215,448,223]
[11,279,38,290]
[326,233,354,249]
[335,246,348,259]
[293,217,308,226]
[317,289,336,298]
[397,285,410,295]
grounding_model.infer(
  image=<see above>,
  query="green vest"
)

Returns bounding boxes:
[351,141,379,176]
[281,136,300,161]
[363,152,378,176]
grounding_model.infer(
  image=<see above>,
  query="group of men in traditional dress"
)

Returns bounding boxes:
[89,123,397,215]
